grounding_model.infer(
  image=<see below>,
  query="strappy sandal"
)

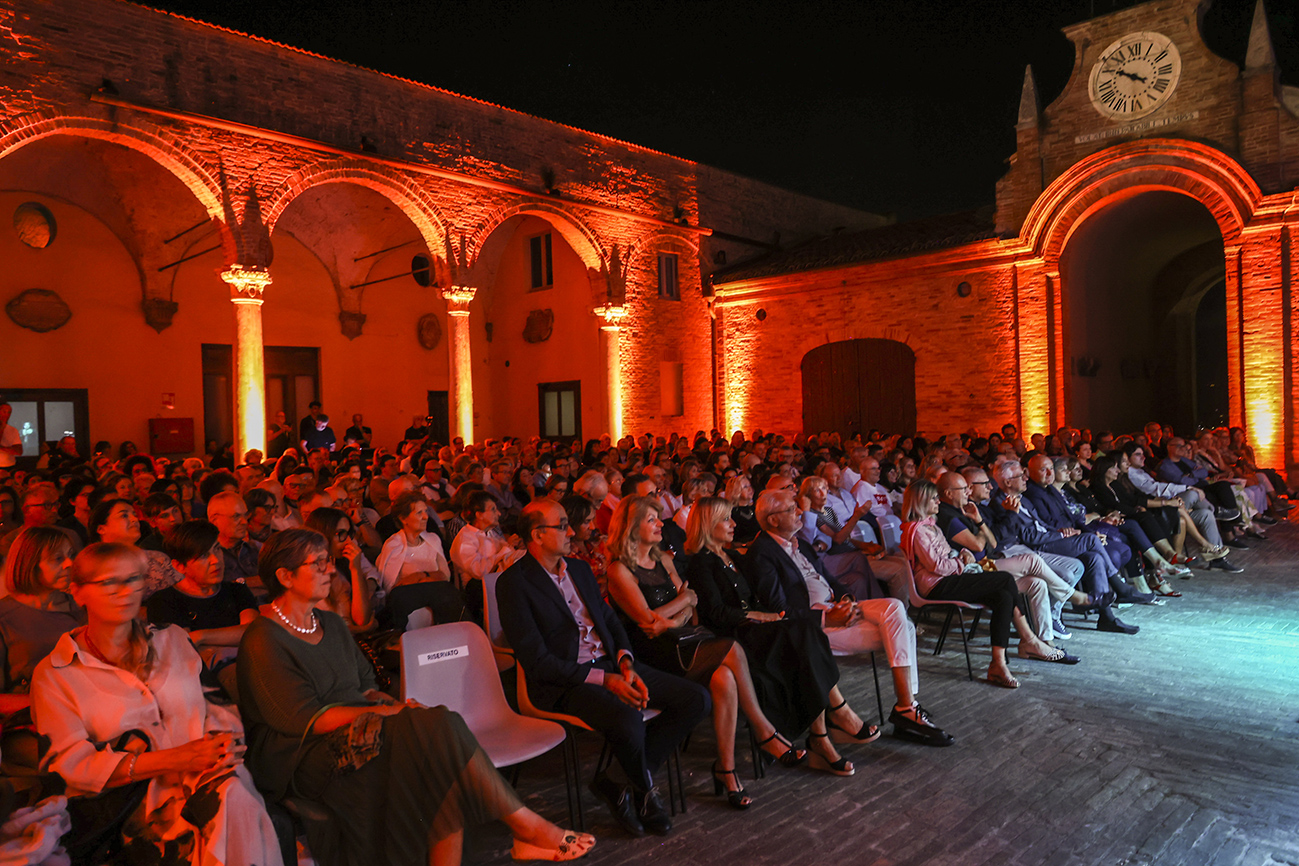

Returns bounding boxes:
[986,669,1020,689]
[805,732,854,776]
[712,762,753,810]
[511,832,596,862]
[757,731,808,767]
[1152,581,1183,598]
[825,700,881,744]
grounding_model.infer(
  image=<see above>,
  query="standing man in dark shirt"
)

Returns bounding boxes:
[266,410,292,459]
[344,414,373,448]
[302,412,337,453]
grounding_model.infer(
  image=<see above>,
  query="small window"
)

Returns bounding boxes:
[658,253,679,300]
[529,233,554,290]
[538,380,581,440]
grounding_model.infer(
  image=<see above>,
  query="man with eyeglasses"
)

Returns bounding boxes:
[497,500,710,838]
[989,461,1137,635]
[206,491,264,598]
[0,482,79,564]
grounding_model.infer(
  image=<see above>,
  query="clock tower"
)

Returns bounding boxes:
[996,0,1298,236]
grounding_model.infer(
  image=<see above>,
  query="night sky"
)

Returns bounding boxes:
[151,0,1296,222]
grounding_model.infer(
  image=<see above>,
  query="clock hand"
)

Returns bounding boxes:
[1116,69,1148,84]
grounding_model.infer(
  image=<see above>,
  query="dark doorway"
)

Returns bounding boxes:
[800,339,917,438]
[1195,282,1229,428]
[426,391,451,444]
[202,345,320,449]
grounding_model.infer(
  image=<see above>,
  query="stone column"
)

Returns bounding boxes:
[443,287,477,444]
[220,265,272,460]
[595,304,628,441]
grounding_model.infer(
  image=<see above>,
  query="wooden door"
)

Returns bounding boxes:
[800,339,916,438]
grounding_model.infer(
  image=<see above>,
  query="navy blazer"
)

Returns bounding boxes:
[496,552,633,711]
[743,531,849,623]
[987,493,1059,549]
[1023,482,1086,532]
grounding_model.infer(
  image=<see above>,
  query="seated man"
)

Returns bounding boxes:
[449,490,525,587]
[137,492,183,553]
[497,500,711,837]
[990,461,1138,635]
[206,490,264,598]
[936,472,1081,661]
[747,489,953,746]
[844,452,903,551]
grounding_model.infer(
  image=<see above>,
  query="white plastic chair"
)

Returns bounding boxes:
[480,571,514,672]
[399,622,576,823]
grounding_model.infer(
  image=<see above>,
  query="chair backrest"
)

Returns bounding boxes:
[400,621,511,729]
[406,607,434,631]
[481,571,509,649]
[897,524,936,608]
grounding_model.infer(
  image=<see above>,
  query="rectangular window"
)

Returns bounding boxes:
[538,380,581,441]
[529,233,554,290]
[658,253,679,300]
[202,344,319,451]
[0,388,89,467]
[659,362,684,416]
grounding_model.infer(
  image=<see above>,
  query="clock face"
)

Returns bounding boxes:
[1088,31,1181,121]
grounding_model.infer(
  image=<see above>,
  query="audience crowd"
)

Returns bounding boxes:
[0,400,1290,865]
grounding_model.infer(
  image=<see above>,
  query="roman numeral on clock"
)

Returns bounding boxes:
[1153,78,1169,93]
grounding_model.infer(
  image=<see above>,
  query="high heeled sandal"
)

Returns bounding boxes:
[757,731,808,767]
[511,832,595,862]
[711,762,753,810]
[1152,581,1183,598]
[825,700,881,744]
[806,732,854,776]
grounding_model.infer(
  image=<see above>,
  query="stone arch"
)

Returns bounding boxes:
[263,159,451,258]
[468,200,607,275]
[0,113,225,218]
[629,227,699,260]
[1021,138,1262,263]
[792,325,916,366]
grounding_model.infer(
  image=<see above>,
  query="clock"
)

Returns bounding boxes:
[1088,31,1181,121]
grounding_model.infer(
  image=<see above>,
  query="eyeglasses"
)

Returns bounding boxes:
[335,527,353,539]
[83,573,145,592]
[536,521,571,532]
[970,480,991,486]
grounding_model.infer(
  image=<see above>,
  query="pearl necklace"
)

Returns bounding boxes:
[271,601,318,635]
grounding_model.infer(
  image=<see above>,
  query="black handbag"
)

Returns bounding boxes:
[63,731,150,866]
[664,625,714,673]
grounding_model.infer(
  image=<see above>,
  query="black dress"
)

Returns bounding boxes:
[1092,479,1177,541]
[686,549,837,739]
[617,561,733,686]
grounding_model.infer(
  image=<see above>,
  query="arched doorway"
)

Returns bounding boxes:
[1058,190,1225,432]
[800,338,916,437]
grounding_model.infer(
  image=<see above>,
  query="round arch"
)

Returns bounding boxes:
[1021,138,1262,262]
[263,159,451,259]
[0,113,226,218]
[790,325,916,365]
[468,200,608,276]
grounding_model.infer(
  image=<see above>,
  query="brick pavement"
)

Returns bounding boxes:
[466,523,1299,866]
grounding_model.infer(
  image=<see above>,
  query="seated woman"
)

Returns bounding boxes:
[238,529,593,864]
[686,499,949,772]
[449,491,525,589]
[32,542,283,865]
[607,496,829,803]
[304,507,378,631]
[559,495,609,596]
[376,492,458,628]
[89,498,180,598]
[722,475,760,545]
[1089,456,1192,596]
[0,526,83,770]
[901,480,1055,690]
[147,520,259,672]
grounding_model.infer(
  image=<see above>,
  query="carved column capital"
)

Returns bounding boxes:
[594,304,628,331]
[442,286,476,316]
[222,265,272,303]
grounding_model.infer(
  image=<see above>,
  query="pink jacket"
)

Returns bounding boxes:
[900,518,962,597]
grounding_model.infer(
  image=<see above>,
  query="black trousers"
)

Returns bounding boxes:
[555,658,711,791]
[927,571,1023,648]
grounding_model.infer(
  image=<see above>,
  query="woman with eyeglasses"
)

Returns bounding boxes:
[237,529,594,864]
[606,496,807,809]
[32,542,283,865]
[306,507,379,631]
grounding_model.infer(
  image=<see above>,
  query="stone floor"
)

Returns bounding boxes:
[469,521,1299,866]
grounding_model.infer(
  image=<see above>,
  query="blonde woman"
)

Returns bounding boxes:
[606,496,809,807]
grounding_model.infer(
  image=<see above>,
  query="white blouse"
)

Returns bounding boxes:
[376,531,450,593]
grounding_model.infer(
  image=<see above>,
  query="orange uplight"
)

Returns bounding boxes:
[221,266,270,460]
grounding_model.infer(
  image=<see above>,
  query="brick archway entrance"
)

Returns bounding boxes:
[800,338,916,438]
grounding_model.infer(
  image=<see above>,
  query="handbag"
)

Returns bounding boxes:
[664,625,714,673]
[62,731,150,866]
[289,703,385,799]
